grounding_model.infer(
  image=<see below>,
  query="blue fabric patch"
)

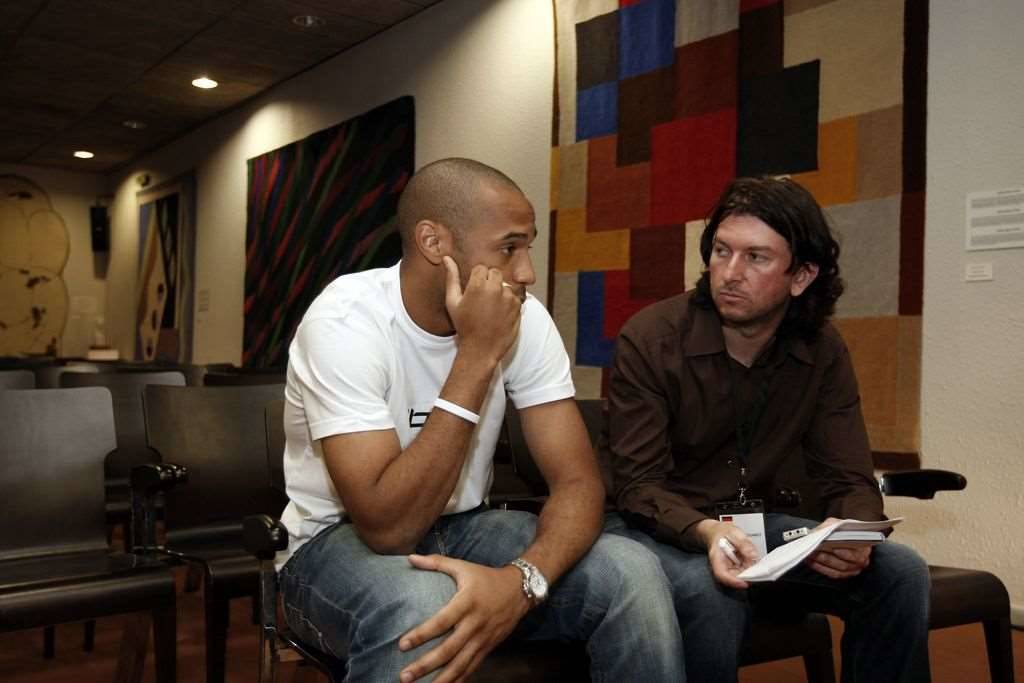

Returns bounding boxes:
[577,82,619,141]
[619,0,676,80]
[576,271,615,367]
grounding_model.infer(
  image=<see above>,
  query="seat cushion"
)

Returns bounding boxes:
[928,565,1009,629]
[0,551,175,630]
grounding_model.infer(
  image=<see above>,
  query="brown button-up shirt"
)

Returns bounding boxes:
[601,291,883,551]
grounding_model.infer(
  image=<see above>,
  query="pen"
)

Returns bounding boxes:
[717,537,740,564]
[783,526,810,543]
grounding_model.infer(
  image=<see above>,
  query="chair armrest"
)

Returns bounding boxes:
[130,462,188,493]
[878,469,966,499]
[130,463,188,554]
[243,514,289,561]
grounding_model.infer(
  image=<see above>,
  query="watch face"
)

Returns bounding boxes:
[528,573,548,600]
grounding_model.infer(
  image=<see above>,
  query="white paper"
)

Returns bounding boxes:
[737,518,903,583]
[965,187,1024,251]
[720,512,767,559]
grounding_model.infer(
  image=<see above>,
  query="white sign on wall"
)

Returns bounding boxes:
[965,187,1024,251]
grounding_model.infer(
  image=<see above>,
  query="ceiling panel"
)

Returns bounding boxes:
[0,0,444,172]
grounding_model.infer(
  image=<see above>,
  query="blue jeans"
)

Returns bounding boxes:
[607,513,931,683]
[280,508,685,682]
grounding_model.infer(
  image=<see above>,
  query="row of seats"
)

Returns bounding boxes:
[0,366,286,683]
[0,375,1015,682]
[0,360,285,390]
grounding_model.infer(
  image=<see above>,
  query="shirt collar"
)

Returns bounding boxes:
[683,302,726,357]
[683,299,815,366]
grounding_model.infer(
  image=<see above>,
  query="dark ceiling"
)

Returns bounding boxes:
[0,0,442,173]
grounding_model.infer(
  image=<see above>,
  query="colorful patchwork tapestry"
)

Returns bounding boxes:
[137,176,196,363]
[244,96,414,368]
[550,0,927,454]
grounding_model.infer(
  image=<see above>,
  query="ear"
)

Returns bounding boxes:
[413,220,450,265]
[790,262,819,297]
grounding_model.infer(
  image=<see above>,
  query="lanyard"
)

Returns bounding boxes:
[726,356,776,504]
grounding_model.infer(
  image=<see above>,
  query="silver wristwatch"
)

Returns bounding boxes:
[508,558,548,606]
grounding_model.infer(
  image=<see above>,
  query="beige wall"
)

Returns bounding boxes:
[98,0,1023,619]
[106,0,554,365]
[0,163,107,357]
[885,0,1024,624]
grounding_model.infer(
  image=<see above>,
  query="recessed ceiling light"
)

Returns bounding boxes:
[292,15,324,28]
[192,76,218,89]
[73,150,95,159]
[122,119,147,130]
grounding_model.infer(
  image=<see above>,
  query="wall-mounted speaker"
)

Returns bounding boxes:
[90,206,109,252]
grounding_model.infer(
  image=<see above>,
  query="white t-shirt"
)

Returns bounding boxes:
[277,263,574,565]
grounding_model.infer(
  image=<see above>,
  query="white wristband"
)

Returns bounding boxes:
[433,397,480,425]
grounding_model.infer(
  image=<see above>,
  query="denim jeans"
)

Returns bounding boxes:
[606,513,931,683]
[280,508,685,682]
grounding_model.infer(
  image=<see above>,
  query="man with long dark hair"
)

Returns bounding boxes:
[603,176,931,682]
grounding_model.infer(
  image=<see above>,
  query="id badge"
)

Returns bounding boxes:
[715,499,767,559]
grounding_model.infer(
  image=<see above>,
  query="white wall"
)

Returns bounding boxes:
[0,163,108,357]
[106,0,554,364]
[101,0,1024,619]
[885,0,1024,623]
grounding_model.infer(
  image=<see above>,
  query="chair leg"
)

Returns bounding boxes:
[185,563,203,592]
[802,650,837,683]
[205,589,230,683]
[114,614,151,683]
[292,662,323,683]
[43,625,55,659]
[152,603,177,683]
[84,619,96,652]
[982,616,1014,683]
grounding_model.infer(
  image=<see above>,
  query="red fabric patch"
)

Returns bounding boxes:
[650,109,737,225]
[587,135,651,231]
[602,270,656,338]
[675,32,739,119]
[630,225,686,300]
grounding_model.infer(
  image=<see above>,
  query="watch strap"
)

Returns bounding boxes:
[508,558,546,605]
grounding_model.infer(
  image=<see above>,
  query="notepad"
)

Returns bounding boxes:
[819,530,887,549]
[737,518,902,583]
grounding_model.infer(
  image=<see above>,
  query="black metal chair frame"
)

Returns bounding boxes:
[0,369,35,389]
[0,387,177,682]
[138,383,288,683]
[498,399,837,682]
[246,399,833,682]
[880,470,1015,683]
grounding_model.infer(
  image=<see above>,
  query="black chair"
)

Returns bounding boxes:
[0,369,35,389]
[501,399,837,682]
[203,367,286,386]
[60,370,187,537]
[178,363,236,387]
[0,387,177,682]
[879,470,1014,682]
[248,399,343,681]
[141,383,289,683]
[265,399,287,494]
[248,399,597,683]
[34,362,101,388]
[0,355,55,369]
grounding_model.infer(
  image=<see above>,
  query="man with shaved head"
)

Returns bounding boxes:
[277,158,683,682]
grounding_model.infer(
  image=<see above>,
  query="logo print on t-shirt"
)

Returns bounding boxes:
[408,408,430,429]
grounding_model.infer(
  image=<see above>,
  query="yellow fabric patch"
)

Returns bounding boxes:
[555,208,631,272]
